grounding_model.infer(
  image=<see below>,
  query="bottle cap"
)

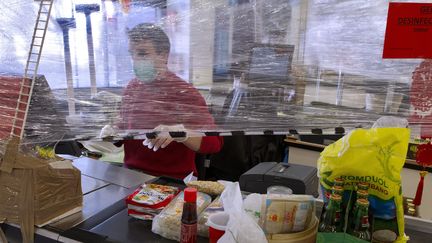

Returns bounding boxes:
[330,194,342,201]
[356,198,369,206]
[357,190,369,196]
[332,186,343,191]
[184,187,197,203]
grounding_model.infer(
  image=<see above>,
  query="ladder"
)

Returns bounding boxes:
[11,0,54,138]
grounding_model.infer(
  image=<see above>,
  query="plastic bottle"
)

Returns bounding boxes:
[180,188,198,243]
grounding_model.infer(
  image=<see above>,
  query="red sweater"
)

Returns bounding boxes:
[119,72,223,179]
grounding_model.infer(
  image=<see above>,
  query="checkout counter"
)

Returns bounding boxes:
[1,157,207,243]
[1,156,432,243]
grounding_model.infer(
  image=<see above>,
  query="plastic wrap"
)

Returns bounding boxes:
[197,196,224,237]
[0,0,431,144]
[151,190,211,241]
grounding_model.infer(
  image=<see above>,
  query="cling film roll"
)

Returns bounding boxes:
[318,128,410,242]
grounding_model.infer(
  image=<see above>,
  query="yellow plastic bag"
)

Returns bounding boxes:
[318,128,410,243]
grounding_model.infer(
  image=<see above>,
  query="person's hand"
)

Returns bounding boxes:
[99,125,119,139]
[372,116,408,128]
[143,125,187,152]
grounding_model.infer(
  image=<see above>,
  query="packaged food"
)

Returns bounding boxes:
[127,209,156,220]
[318,128,410,242]
[186,180,225,195]
[260,194,315,234]
[152,191,212,241]
[125,184,179,220]
[198,197,224,237]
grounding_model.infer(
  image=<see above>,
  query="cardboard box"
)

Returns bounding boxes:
[0,137,82,243]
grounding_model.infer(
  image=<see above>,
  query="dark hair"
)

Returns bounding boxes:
[128,23,170,55]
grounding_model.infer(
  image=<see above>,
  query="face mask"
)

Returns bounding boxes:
[133,59,157,83]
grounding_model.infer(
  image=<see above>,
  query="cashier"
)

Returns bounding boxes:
[116,23,223,179]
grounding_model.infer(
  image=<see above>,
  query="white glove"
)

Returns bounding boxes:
[143,124,187,152]
[99,125,119,138]
[372,116,408,128]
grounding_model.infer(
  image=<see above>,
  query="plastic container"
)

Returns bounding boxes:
[267,186,293,198]
[197,197,223,237]
[206,212,230,243]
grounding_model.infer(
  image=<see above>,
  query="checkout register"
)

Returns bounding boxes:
[240,162,319,197]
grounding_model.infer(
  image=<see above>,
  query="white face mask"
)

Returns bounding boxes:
[133,59,157,83]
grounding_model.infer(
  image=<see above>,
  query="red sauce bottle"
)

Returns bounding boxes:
[181,187,198,243]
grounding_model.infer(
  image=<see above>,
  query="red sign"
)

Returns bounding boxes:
[383,2,432,59]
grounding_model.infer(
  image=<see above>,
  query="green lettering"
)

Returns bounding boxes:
[348,176,355,181]
[378,178,384,186]
[365,176,371,182]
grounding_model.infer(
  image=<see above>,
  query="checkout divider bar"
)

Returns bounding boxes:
[75,127,345,142]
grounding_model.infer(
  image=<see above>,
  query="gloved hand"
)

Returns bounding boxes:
[99,125,119,138]
[372,116,408,128]
[143,124,187,152]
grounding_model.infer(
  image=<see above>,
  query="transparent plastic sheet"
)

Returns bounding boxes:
[0,0,431,145]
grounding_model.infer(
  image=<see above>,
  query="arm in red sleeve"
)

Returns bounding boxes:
[198,136,224,154]
[117,82,135,130]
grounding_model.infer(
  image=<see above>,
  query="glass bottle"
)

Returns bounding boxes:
[319,194,343,233]
[181,188,198,243]
[350,198,371,241]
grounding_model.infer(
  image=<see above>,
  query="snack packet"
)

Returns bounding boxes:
[186,180,225,196]
[125,184,179,220]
